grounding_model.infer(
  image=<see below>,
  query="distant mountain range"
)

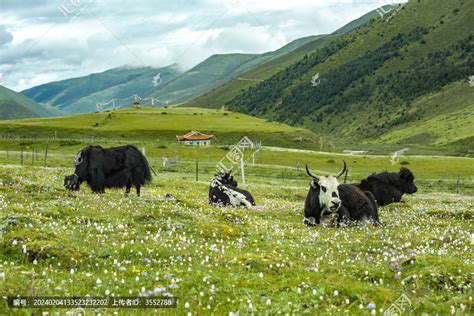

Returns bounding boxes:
[0,85,61,120]
[145,35,325,106]
[19,6,386,115]
[22,65,181,114]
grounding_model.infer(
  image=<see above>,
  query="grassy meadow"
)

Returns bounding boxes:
[0,167,472,315]
[0,107,473,315]
[0,107,323,151]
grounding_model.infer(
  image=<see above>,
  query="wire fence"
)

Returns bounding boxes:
[0,146,472,194]
[1,130,473,194]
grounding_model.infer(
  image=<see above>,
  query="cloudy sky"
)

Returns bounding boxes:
[0,0,398,91]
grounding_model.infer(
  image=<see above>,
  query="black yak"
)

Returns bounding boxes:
[303,161,380,227]
[64,145,152,196]
[209,171,255,207]
[356,168,417,206]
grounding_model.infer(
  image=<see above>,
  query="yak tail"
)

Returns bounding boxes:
[129,145,153,182]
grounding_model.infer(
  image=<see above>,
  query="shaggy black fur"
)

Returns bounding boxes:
[305,183,379,226]
[64,145,152,196]
[356,168,417,206]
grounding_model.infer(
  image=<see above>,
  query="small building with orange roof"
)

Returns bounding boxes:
[176,131,214,146]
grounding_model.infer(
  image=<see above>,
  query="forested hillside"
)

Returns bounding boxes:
[224,0,473,149]
[188,6,388,109]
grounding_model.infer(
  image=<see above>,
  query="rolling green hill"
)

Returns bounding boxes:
[220,0,473,150]
[0,107,323,149]
[0,85,61,120]
[22,65,181,114]
[187,7,388,109]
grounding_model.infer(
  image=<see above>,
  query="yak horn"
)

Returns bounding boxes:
[305,164,319,180]
[336,160,347,178]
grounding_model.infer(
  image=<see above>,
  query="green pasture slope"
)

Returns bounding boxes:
[0,106,472,189]
[0,107,322,150]
[0,107,473,314]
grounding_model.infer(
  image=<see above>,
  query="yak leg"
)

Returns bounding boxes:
[136,185,141,197]
[337,206,351,227]
[90,168,105,194]
[364,191,381,226]
[125,180,132,197]
[320,213,338,227]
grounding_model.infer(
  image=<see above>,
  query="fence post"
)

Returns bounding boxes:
[196,161,199,182]
[241,158,246,186]
[344,169,349,184]
[20,147,24,165]
[6,148,8,159]
[44,143,48,167]
[456,176,460,194]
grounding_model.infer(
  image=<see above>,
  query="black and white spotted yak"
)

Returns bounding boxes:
[303,161,380,227]
[209,171,256,207]
[356,168,417,206]
[64,145,152,196]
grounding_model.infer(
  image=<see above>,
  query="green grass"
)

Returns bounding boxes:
[0,107,325,150]
[376,82,474,147]
[0,106,473,183]
[0,164,472,315]
[0,106,472,314]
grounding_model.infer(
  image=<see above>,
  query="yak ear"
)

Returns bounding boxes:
[310,179,319,189]
[399,168,414,181]
[399,168,409,177]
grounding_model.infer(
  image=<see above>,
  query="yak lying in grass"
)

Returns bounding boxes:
[303,161,380,227]
[64,145,152,196]
[356,168,417,206]
[209,171,256,208]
